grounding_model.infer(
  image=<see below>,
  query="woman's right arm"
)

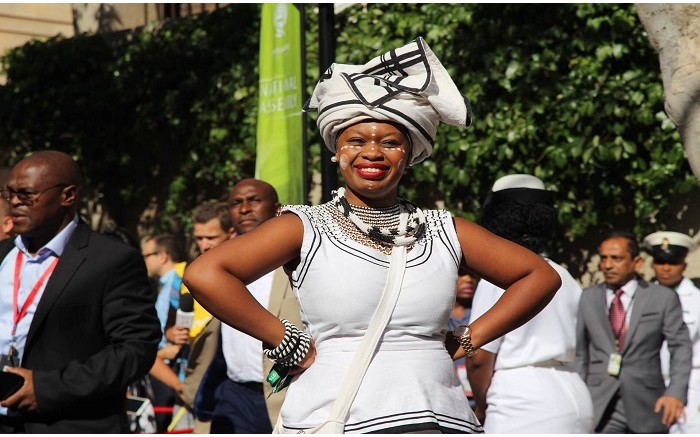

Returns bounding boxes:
[183,213,304,349]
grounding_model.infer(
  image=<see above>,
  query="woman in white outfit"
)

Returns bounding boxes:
[644,231,700,434]
[184,38,561,433]
[468,174,594,433]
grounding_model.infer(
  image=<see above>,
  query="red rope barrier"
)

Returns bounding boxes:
[153,406,174,414]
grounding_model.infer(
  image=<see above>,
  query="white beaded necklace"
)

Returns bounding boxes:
[331,187,426,247]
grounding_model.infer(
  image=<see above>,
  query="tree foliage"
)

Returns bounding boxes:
[0,5,261,236]
[332,4,695,272]
[0,4,694,273]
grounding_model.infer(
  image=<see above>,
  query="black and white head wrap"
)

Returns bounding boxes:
[332,187,426,247]
[304,37,472,166]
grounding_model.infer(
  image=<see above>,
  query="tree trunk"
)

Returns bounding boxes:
[636,4,700,182]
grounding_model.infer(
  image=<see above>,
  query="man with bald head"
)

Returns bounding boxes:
[227,178,280,235]
[195,178,302,433]
[0,150,160,433]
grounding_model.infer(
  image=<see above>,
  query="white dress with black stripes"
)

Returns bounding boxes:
[277,203,483,434]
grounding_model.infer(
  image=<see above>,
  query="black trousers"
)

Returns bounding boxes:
[0,413,25,433]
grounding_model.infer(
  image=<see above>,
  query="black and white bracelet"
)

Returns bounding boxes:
[265,320,300,358]
[264,319,311,367]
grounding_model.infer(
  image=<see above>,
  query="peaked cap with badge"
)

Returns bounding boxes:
[643,231,695,264]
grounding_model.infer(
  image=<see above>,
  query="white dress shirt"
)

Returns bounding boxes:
[221,271,274,383]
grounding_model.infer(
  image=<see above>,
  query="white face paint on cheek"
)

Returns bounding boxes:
[339,155,349,169]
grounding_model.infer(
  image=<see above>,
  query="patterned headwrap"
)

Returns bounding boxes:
[304,37,472,166]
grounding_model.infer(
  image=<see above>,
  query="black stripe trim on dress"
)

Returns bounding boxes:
[284,207,321,289]
[327,233,390,268]
[367,421,483,434]
[344,409,481,430]
[405,238,432,269]
[436,212,460,268]
[295,230,321,289]
[329,225,433,270]
[343,409,482,433]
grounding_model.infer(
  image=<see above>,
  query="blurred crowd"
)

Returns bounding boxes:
[1,161,697,434]
[0,35,698,435]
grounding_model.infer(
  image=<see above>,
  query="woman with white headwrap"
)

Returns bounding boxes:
[185,37,561,433]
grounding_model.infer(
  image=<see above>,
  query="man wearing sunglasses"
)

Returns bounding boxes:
[0,150,160,432]
[644,231,700,433]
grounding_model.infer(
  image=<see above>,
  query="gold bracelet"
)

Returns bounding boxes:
[453,325,477,357]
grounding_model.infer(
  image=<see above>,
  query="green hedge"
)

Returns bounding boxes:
[0,5,261,236]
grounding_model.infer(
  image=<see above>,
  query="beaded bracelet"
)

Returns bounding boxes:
[265,320,300,359]
[277,333,311,366]
[264,319,311,367]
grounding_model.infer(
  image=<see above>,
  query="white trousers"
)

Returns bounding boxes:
[484,365,594,434]
[671,367,700,434]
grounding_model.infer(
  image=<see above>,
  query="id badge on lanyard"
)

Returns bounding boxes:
[608,352,622,376]
[0,345,19,368]
[6,251,59,368]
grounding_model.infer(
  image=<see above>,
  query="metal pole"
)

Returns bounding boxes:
[296,4,309,204]
[318,3,336,203]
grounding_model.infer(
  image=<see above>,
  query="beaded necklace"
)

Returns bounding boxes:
[331,188,426,253]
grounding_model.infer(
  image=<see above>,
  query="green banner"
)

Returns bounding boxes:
[255,3,303,205]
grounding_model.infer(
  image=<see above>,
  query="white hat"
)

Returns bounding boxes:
[492,174,546,192]
[485,174,553,206]
[643,231,694,263]
[304,37,471,166]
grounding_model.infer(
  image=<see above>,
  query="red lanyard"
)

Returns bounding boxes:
[11,251,59,336]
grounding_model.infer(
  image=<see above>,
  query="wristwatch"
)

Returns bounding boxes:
[453,325,477,357]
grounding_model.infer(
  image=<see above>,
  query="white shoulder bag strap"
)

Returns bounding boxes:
[322,245,407,431]
[273,246,407,434]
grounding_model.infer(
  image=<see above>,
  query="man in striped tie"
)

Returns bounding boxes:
[576,231,692,433]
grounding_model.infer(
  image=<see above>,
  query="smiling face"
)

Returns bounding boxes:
[335,121,410,207]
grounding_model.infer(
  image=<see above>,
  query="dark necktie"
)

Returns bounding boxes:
[609,288,627,352]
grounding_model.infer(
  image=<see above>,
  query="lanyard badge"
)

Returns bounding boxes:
[607,352,622,377]
[0,345,19,368]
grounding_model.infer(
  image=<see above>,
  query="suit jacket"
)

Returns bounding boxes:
[189,267,302,426]
[0,223,161,433]
[575,279,692,433]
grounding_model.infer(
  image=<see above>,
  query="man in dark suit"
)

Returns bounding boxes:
[0,150,160,433]
[576,231,692,433]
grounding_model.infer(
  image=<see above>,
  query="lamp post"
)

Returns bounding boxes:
[318,3,336,203]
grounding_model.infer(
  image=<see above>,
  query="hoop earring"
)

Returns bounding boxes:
[331,156,338,163]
